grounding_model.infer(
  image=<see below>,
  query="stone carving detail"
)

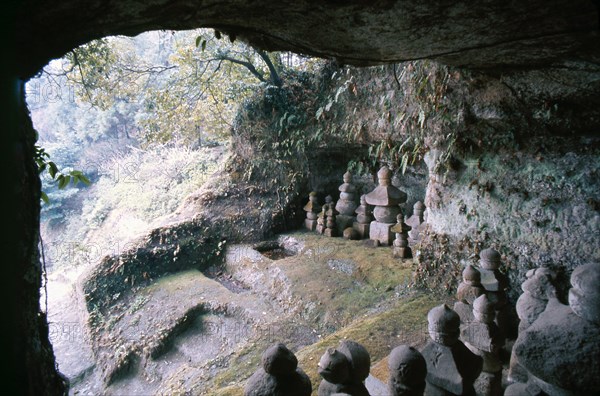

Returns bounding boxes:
[335,172,358,235]
[478,248,509,335]
[461,295,504,396]
[508,267,557,383]
[421,304,482,395]
[353,195,372,239]
[391,213,412,259]
[317,195,335,235]
[506,263,600,396]
[406,201,426,244]
[365,166,407,246]
[317,340,370,396]
[244,343,312,396]
[454,265,485,327]
[388,345,427,396]
[304,192,321,231]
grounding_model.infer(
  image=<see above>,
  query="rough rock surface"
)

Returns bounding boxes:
[14,0,600,79]
[513,301,600,393]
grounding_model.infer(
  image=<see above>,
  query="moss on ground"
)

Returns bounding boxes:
[206,292,438,395]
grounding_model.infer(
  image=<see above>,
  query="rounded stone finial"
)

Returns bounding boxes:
[388,345,427,393]
[318,348,350,384]
[262,343,298,376]
[427,304,460,346]
[377,166,392,186]
[343,171,352,183]
[568,263,600,324]
[414,201,424,211]
[325,195,333,204]
[480,248,501,270]
[396,213,405,223]
[463,264,481,284]
[360,194,367,205]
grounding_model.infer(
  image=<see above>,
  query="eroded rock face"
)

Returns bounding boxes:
[14,0,600,79]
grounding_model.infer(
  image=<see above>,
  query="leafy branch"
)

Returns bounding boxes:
[34,145,90,203]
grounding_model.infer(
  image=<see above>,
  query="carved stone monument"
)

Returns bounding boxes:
[407,201,426,244]
[388,345,427,396]
[421,304,482,395]
[478,248,509,335]
[317,340,371,396]
[304,192,321,231]
[454,264,485,327]
[365,166,407,246]
[461,295,504,396]
[335,171,358,235]
[508,268,557,383]
[353,195,372,239]
[506,263,600,396]
[244,343,312,396]
[391,213,412,259]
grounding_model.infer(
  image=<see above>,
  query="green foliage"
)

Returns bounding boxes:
[35,144,90,203]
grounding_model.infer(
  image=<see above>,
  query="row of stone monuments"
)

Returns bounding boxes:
[304,166,427,258]
[243,300,485,396]
[244,254,599,395]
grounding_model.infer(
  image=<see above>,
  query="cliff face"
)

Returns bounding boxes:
[229,60,600,301]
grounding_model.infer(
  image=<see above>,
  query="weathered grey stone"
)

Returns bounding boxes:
[568,263,600,325]
[304,192,321,231]
[317,340,370,396]
[355,195,373,225]
[516,268,556,332]
[421,341,482,396]
[244,343,311,396]
[462,295,503,396]
[336,172,357,217]
[337,215,355,236]
[388,345,426,396]
[391,214,412,259]
[407,201,426,244]
[422,304,482,395]
[369,221,395,246]
[513,298,600,394]
[343,227,359,240]
[456,265,485,304]
[365,166,407,208]
[453,301,474,328]
[352,222,370,240]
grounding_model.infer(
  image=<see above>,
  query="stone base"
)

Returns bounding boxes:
[316,224,326,234]
[353,222,370,239]
[305,219,317,231]
[369,221,395,245]
[393,246,412,259]
[336,214,355,235]
[324,227,337,237]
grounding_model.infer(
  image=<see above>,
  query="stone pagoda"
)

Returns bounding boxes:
[391,213,412,259]
[421,304,482,396]
[407,201,426,243]
[303,192,321,231]
[352,194,372,239]
[461,295,504,396]
[364,166,407,245]
[335,171,358,235]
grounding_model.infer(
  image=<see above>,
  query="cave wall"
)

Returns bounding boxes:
[280,61,600,301]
